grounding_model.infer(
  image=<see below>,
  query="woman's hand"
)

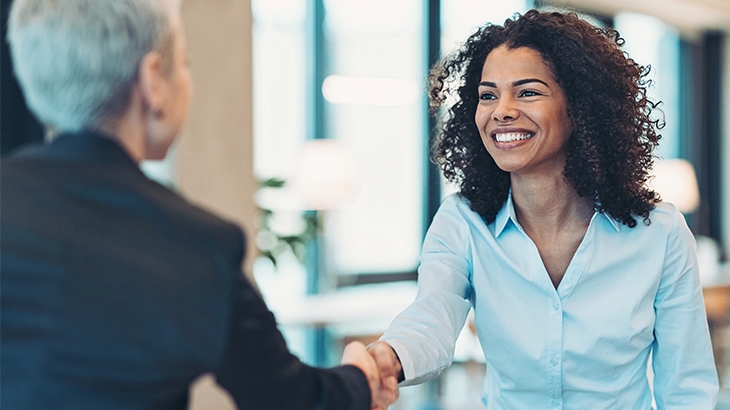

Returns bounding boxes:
[341,341,399,410]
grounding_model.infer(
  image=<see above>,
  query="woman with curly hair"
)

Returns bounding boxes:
[366,9,718,408]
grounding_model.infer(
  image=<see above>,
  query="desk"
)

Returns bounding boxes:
[704,285,730,325]
[262,281,418,365]
[700,263,730,382]
[269,281,417,330]
[704,285,730,382]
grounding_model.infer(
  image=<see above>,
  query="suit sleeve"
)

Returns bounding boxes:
[216,274,371,410]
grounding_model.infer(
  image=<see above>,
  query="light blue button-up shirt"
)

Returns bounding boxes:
[381,194,718,409]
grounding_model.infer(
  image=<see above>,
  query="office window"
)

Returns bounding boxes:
[252,0,308,180]
[322,0,425,277]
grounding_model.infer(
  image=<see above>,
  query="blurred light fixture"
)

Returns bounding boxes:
[322,75,418,106]
[291,140,362,210]
[648,158,700,213]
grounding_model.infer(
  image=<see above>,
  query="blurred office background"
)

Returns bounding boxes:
[2,0,730,408]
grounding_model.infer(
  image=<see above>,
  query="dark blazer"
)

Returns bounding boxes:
[0,132,369,410]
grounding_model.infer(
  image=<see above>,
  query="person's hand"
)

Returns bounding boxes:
[341,341,399,410]
[367,341,404,384]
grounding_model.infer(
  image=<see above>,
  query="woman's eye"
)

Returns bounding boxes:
[520,90,541,97]
[479,92,496,100]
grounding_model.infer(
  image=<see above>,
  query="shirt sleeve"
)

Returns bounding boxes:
[380,196,473,386]
[651,206,719,409]
[216,274,371,410]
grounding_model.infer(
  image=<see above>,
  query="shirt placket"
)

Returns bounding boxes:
[546,295,564,410]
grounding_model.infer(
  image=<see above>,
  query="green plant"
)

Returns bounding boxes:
[255,178,318,267]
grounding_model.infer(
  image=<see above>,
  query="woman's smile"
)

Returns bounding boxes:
[492,128,535,143]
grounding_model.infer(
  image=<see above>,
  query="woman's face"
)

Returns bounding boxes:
[474,45,572,178]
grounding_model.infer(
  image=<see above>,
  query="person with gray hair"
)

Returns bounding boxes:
[0,0,398,409]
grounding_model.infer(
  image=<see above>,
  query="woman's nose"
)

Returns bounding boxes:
[492,96,519,122]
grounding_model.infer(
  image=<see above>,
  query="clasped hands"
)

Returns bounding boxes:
[341,341,402,410]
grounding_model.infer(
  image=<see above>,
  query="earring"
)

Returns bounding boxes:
[153,107,165,119]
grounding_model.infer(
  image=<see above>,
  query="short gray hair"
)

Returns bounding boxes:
[8,0,180,133]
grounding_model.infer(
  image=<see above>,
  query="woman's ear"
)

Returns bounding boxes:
[137,51,166,115]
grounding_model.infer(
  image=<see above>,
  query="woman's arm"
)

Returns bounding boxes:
[651,208,719,409]
[377,195,473,385]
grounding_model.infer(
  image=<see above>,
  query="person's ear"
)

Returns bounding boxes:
[137,51,167,119]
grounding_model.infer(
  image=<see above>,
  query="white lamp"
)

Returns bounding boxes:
[254,140,362,212]
[290,139,362,210]
[648,158,700,213]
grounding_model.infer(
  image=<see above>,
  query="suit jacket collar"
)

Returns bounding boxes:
[13,130,139,169]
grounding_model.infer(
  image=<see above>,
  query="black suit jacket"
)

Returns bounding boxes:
[0,132,370,410]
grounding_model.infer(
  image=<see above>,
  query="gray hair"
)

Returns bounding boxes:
[7,0,181,133]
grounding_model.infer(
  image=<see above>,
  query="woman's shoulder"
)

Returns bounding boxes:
[647,201,685,226]
[435,193,494,231]
[626,200,690,239]
[440,193,479,217]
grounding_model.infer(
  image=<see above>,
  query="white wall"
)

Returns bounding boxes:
[176,2,254,409]
[175,0,257,278]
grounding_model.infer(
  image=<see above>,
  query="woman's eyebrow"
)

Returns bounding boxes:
[478,78,550,88]
[513,78,549,87]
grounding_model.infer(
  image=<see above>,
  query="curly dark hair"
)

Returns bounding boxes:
[430,9,662,228]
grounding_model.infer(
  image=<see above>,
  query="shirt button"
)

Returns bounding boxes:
[552,301,559,310]
[550,357,559,366]
[551,399,560,407]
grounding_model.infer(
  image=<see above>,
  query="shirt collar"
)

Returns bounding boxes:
[493,191,517,238]
[493,190,622,237]
[600,211,622,232]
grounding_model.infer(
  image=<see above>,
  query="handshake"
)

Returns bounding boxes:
[341,341,404,410]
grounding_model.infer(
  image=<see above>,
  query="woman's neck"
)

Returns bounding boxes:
[510,172,594,236]
[98,90,147,164]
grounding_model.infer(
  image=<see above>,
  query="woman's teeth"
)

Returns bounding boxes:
[494,132,533,143]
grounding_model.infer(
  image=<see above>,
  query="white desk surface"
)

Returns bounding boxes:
[266,281,418,328]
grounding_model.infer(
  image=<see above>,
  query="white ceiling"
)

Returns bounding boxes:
[552,0,730,37]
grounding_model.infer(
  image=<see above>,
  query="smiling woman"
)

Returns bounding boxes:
[430,9,661,229]
[366,9,720,410]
